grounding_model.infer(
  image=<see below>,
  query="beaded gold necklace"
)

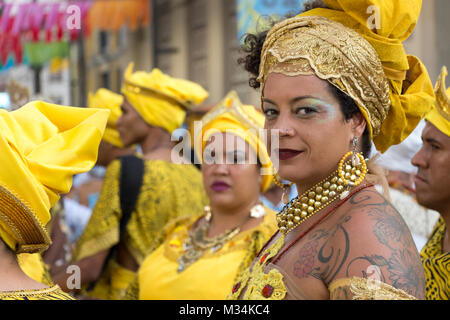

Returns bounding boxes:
[277,155,366,235]
[177,204,266,272]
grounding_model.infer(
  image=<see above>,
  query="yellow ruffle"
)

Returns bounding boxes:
[0,101,109,253]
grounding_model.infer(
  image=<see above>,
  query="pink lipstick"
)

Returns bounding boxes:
[211,181,231,192]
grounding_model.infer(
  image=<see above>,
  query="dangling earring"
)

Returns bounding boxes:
[204,206,212,222]
[273,173,294,205]
[338,137,368,199]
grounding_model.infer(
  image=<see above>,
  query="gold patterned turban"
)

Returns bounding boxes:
[0,102,109,253]
[88,88,124,148]
[121,63,209,133]
[195,91,273,193]
[426,66,450,137]
[258,0,435,153]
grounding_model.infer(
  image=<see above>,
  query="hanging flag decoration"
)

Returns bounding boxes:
[0,0,151,69]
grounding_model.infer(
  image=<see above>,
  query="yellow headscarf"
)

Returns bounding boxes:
[0,101,109,254]
[121,63,209,133]
[426,66,450,137]
[195,91,273,193]
[88,88,124,147]
[259,0,435,153]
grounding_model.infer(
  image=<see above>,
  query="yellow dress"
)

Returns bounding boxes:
[133,208,277,300]
[72,159,208,300]
[421,217,449,300]
[0,286,74,300]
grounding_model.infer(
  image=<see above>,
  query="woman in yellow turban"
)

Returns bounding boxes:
[228,0,435,300]
[88,88,137,167]
[124,91,278,300]
[57,64,211,300]
[412,66,450,300]
[0,101,109,300]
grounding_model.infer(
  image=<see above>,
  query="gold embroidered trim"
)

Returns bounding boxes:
[0,184,51,254]
[329,277,417,300]
[228,235,287,300]
[258,16,391,138]
[0,285,73,300]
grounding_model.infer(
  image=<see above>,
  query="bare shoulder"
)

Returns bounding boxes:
[329,187,426,298]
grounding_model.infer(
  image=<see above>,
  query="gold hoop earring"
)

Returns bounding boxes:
[338,139,368,199]
[273,173,294,205]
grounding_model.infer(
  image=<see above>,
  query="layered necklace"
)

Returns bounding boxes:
[277,152,367,235]
[177,204,267,273]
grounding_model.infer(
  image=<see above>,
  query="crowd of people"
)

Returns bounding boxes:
[0,0,448,300]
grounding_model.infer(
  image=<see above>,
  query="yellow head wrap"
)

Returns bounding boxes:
[88,88,124,147]
[426,66,450,137]
[121,63,209,133]
[259,0,435,153]
[0,101,109,253]
[195,91,273,193]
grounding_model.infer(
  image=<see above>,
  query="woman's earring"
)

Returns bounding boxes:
[273,173,294,205]
[352,137,360,166]
[204,206,212,222]
[338,137,368,199]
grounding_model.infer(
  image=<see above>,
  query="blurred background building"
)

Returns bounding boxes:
[0,0,449,111]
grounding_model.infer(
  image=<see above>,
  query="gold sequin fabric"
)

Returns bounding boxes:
[258,16,391,139]
[72,159,208,296]
[0,286,74,300]
[421,217,450,300]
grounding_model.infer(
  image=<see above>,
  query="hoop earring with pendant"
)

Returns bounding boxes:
[337,137,368,199]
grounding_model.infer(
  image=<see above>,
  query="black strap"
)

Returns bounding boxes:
[86,155,144,292]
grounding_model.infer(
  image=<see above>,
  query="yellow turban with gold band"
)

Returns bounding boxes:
[0,101,109,254]
[121,63,209,133]
[88,88,124,148]
[258,0,435,153]
[195,91,273,193]
[426,66,450,137]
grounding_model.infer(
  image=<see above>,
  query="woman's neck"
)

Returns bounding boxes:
[208,197,261,238]
[0,249,47,292]
[140,127,175,156]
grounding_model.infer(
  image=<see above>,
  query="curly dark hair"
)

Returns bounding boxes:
[237,0,372,158]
